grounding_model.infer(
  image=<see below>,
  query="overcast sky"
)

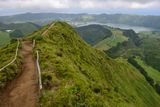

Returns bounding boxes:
[0,0,160,16]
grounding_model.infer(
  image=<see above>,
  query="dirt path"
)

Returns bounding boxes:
[42,23,55,36]
[0,41,38,107]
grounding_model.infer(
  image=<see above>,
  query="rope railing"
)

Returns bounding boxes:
[33,39,42,90]
[36,50,42,90]
[34,23,55,90]
[33,39,35,48]
[0,39,20,72]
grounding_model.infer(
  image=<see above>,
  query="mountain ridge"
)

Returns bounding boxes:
[28,21,160,107]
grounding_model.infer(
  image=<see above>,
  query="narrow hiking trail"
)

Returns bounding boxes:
[0,23,55,107]
[42,23,55,36]
[0,41,38,107]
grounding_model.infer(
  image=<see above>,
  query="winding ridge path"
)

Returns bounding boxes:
[42,23,55,36]
[0,41,38,107]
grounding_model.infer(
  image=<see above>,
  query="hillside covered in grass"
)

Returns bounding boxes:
[135,57,160,83]
[76,24,129,51]
[0,40,21,89]
[106,30,160,72]
[94,27,128,50]
[27,22,160,107]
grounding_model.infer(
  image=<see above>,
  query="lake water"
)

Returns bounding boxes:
[106,23,159,33]
[74,22,159,33]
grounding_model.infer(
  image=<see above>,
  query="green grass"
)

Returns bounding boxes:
[135,57,160,83]
[0,31,11,46]
[106,30,160,72]
[138,33,160,71]
[76,24,112,45]
[28,21,160,107]
[138,31,160,39]
[95,29,128,50]
[0,40,22,89]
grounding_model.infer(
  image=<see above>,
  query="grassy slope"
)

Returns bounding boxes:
[0,40,22,89]
[29,22,160,107]
[0,31,11,46]
[139,31,160,39]
[106,31,160,71]
[135,57,160,83]
[95,28,128,51]
[139,34,160,71]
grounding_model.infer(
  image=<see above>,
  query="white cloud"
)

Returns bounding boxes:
[0,0,160,9]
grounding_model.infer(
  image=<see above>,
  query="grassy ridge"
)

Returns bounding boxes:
[30,22,160,107]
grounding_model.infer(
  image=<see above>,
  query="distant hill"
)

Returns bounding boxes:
[0,22,41,36]
[106,29,141,58]
[76,24,112,45]
[0,22,41,46]
[76,25,130,51]
[106,31,160,72]
[94,26,128,50]
[76,24,160,92]
[0,13,160,29]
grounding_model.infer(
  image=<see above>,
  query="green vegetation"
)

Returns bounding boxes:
[0,22,41,47]
[139,31,160,39]
[0,22,41,37]
[95,28,128,50]
[128,57,160,94]
[128,57,154,86]
[10,30,23,39]
[8,22,41,36]
[139,35,160,71]
[0,31,11,46]
[1,13,160,29]
[106,30,160,72]
[135,57,160,83]
[76,24,112,45]
[27,21,160,107]
[0,40,22,89]
[104,30,160,94]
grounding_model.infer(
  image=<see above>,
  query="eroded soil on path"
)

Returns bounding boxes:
[0,41,38,107]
